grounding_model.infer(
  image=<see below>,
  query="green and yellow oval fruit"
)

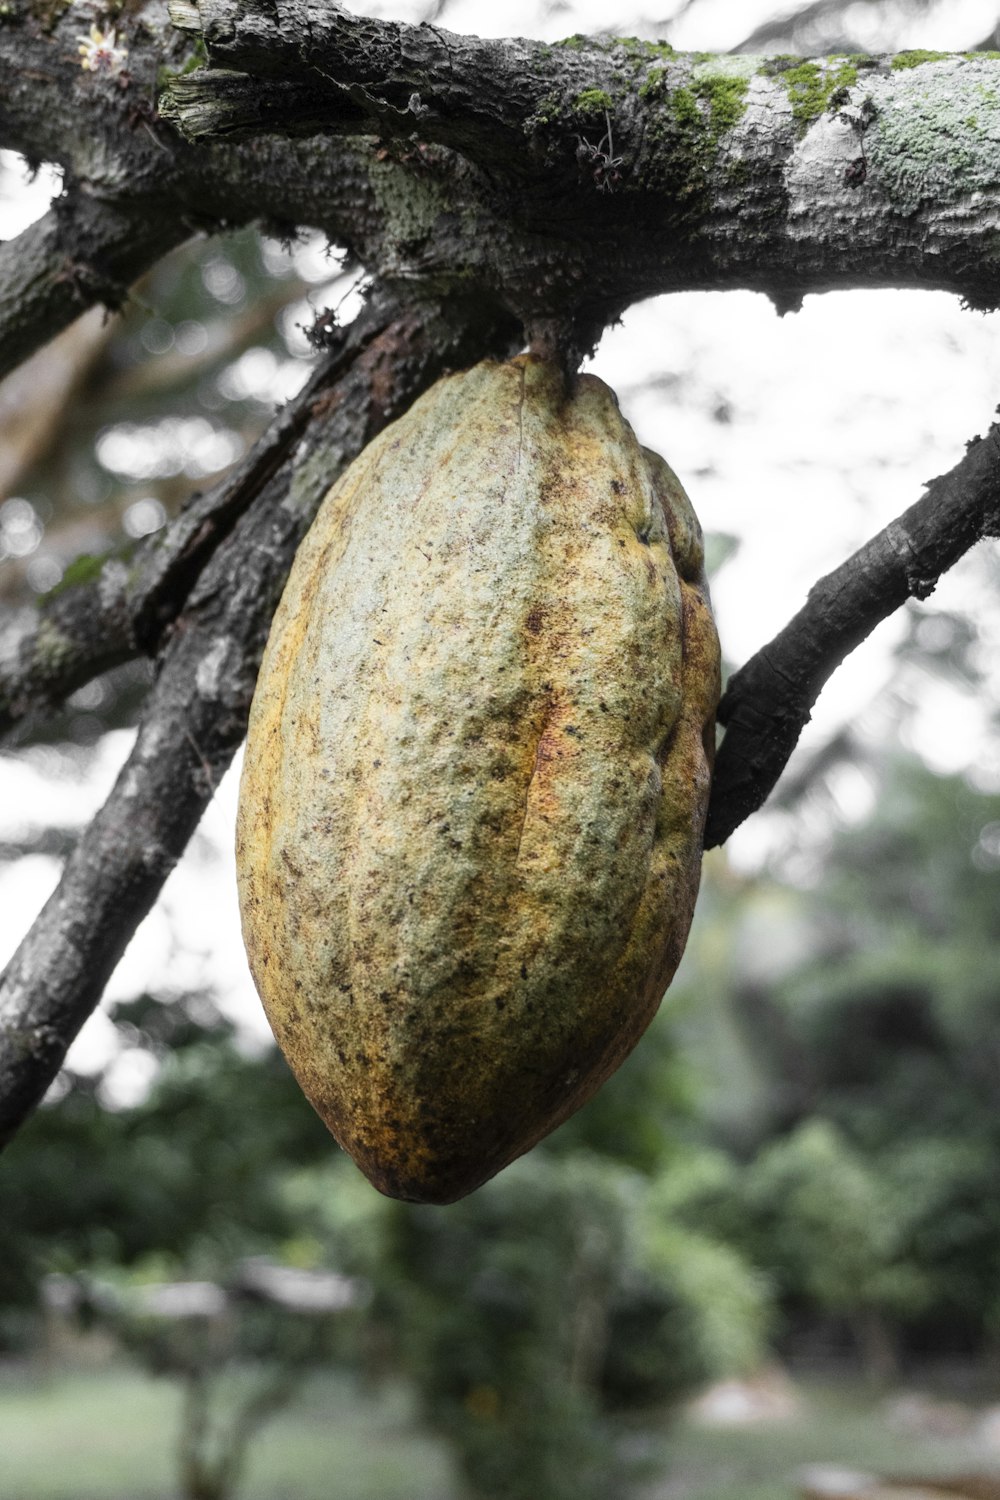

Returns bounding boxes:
[236,354,720,1204]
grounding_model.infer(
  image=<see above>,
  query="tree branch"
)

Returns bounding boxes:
[704,427,1000,848]
[0,294,519,1149]
[164,4,1000,320]
[0,557,134,738]
[0,320,388,737]
[0,203,188,384]
[10,1,1000,388]
[165,1,572,164]
[0,6,394,375]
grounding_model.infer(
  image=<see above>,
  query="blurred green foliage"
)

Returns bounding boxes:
[661,757,1000,1369]
[284,1149,769,1500]
[0,993,333,1319]
[8,749,1000,1495]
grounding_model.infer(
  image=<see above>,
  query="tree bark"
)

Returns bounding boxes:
[6,4,1000,365]
[162,6,1000,325]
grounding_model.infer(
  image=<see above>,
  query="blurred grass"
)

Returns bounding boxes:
[2,1363,999,1500]
[639,1376,1000,1500]
[0,1363,459,1500]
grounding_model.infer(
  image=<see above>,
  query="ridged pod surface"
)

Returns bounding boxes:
[236,355,720,1204]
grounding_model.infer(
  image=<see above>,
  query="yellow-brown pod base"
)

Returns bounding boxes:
[236,355,720,1203]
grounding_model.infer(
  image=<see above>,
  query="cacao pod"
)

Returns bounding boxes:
[236,354,720,1204]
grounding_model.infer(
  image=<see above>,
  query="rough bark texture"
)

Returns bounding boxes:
[7,4,1000,365]
[161,8,1000,324]
[2,0,1000,1145]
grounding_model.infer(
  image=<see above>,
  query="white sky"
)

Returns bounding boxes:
[666,0,1000,50]
[343,0,1000,49]
[3,0,1000,1087]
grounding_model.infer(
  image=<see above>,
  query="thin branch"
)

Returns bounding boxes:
[0,325,384,738]
[704,427,1000,848]
[0,203,188,385]
[0,294,519,1150]
[0,829,79,861]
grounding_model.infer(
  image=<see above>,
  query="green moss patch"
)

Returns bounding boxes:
[892,49,951,70]
[45,552,110,597]
[640,65,669,101]
[635,63,753,215]
[776,58,860,127]
[695,72,750,134]
[573,87,614,114]
[158,35,207,92]
[614,37,674,60]
[554,32,674,60]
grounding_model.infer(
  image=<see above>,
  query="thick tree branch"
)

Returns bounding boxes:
[165,1,579,165]
[705,427,1000,848]
[10,2,1000,385]
[8,0,1000,393]
[0,7,407,372]
[0,294,519,1149]
[164,4,1000,321]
